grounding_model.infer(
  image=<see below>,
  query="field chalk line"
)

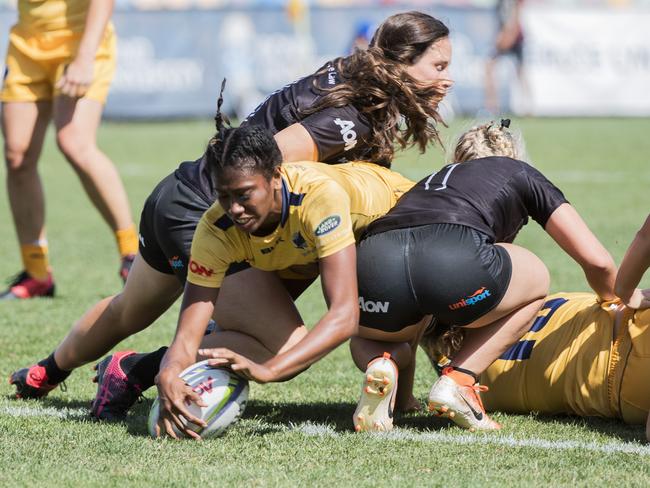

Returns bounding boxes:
[2,405,648,455]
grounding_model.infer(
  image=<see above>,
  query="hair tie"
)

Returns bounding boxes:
[500,118,511,129]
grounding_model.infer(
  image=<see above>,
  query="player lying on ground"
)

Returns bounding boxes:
[9,10,452,415]
[349,121,617,432]
[421,292,650,440]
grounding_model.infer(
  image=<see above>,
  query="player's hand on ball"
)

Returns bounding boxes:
[199,348,275,383]
[155,368,207,440]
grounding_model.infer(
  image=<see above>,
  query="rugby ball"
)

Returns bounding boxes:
[147,360,248,439]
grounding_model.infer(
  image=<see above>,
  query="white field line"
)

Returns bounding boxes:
[290,421,650,456]
[0,405,87,420]
[2,406,648,456]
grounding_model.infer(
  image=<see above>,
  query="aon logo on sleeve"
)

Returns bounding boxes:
[334,118,357,151]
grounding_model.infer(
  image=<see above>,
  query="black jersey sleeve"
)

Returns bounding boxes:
[518,162,569,228]
[299,105,371,163]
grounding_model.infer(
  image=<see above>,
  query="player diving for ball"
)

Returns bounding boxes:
[9,11,451,424]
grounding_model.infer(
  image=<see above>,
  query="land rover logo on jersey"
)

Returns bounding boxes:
[334,118,357,151]
[315,215,341,236]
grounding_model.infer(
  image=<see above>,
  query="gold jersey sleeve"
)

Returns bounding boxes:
[187,209,249,289]
[186,162,412,289]
[298,179,355,259]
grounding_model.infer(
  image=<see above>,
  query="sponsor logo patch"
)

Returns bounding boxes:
[359,296,390,313]
[168,256,184,270]
[314,215,341,236]
[189,258,215,277]
[448,287,492,310]
[334,118,358,151]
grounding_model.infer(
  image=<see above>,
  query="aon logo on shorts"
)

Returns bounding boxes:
[334,118,357,151]
[359,296,389,313]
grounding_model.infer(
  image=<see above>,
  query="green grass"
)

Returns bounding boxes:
[1,118,650,487]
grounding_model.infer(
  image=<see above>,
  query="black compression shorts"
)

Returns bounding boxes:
[138,173,211,282]
[357,223,512,332]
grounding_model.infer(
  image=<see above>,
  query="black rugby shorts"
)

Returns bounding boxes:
[357,223,512,332]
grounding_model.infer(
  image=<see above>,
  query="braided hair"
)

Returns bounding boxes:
[453,119,526,163]
[206,79,282,185]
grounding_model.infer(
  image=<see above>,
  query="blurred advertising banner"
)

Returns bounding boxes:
[0,5,648,117]
[524,7,650,116]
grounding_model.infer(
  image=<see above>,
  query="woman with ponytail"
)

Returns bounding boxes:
[349,120,617,433]
[9,10,452,421]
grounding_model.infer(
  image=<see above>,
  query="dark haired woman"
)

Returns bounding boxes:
[9,10,450,419]
[349,121,617,432]
[153,124,414,438]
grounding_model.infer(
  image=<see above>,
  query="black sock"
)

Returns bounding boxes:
[37,353,71,385]
[121,346,168,389]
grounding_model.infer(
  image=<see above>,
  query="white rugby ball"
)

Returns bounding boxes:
[147,360,249,439]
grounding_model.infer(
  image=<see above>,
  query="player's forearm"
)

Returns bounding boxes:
[161,287,218,373]
[615,230,650,301]
[264,305,358,381]
[585,264,617,302]
[76,0,115,61]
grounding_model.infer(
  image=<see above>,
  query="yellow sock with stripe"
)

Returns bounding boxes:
[115,225,138,257]
[20,243,50,280]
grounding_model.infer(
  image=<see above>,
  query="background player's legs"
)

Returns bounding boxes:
[3,101,52,246]
[2,101,55,298]
[53,96,137,270]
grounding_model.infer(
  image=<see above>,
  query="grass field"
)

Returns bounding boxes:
[1,117,649,487]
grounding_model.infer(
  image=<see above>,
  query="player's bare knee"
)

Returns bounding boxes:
[56,130,94,168]
[4,144,32,172]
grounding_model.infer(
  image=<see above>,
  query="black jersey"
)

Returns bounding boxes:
[242,59,372,164]
[175,59,372,202]
[174,156,213,204]
[365,157,568,242]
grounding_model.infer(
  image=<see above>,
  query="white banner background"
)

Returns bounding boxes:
[524,8,650,116]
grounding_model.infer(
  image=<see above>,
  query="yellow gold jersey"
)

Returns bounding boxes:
[480,292,650,424]
[188,161,414,288]
[18,0,92,33]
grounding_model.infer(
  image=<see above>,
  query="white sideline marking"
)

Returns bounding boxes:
[0,405,87,420]
[2,407,647,455]
[292,422,650,456]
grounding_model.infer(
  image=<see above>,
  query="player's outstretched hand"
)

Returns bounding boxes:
[199,348,276,384]
[154,368,207,440]
[624,288,650,310]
